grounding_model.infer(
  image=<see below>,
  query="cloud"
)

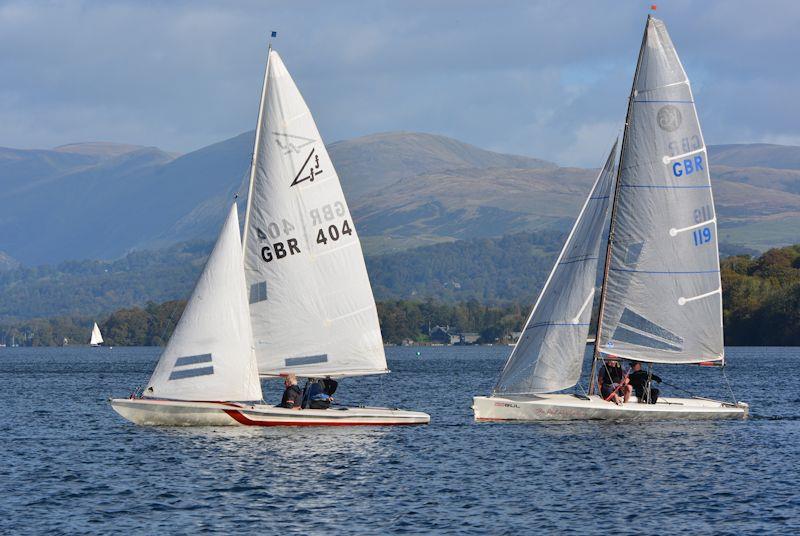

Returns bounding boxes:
[0,0,797,166]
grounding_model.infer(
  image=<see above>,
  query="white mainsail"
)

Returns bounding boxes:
[145,204,262,402]
[243,50,387,378]
[493,143,616,395]
[89,322,103,346]
[597,16,724,364]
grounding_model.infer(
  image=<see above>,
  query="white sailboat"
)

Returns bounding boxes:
[110,47,429,426]
[89,322,103,347]
[473,15,748,421]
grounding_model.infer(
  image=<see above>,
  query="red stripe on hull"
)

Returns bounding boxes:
[223,409,420,427]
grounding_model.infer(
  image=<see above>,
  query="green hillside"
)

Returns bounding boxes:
[3,132,800,265]
[3,242,800,347]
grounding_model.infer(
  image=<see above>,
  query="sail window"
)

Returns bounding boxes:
[285,354,328,367]
[249,281,268,303]
[611,308,683,352]
[624,242,644,265]
[174,353,212,366]
[169,366,215,380]
[169,353,215,380]
[612,326,682,352]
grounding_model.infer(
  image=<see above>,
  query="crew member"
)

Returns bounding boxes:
[628,362,662,404]
[278,374,303,409]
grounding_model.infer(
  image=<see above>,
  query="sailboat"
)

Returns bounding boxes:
[110,47,429,426]
[473,15,748,421]
[89,322,103,347]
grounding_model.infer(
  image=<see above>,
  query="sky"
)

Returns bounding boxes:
[1,0,798,167]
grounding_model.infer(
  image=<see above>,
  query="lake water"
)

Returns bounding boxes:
[1,346,798,534]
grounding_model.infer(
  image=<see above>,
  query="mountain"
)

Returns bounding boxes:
[53,142,154,159]
[709,144,800,171]
[2,132,800,265]
[0,251,20,271]
[327,131,556,197]
[353,166,594,249]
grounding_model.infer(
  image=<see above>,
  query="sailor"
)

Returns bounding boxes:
[303,377,338,409]
[278,374,303,409]
[628,362,662,403]
[599,357,632,405]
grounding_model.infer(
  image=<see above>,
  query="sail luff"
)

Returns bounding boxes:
[589,15,651,394]
[242,43,273,248]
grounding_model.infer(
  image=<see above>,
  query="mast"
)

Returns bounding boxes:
[242,38,274,248]
[588,15,651,395]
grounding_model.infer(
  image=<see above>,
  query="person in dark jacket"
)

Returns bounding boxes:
[628,362,662,403]
[598,357,632,405]
[304,379,335,409]
[278,374,303,409]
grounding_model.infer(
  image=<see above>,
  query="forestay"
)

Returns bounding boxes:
[243,50,387,378]
[494,143,616,395]
[146,204,262,401]
[598,17,724,364]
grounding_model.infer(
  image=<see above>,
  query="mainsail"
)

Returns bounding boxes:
[146,204,262,401]
[90,322,103,346]
[597,16,724,364]
[243,50,387,378]
[494,143,616,395]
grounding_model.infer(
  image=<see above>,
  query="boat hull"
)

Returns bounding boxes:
[472,393,748,421]
[110,398,430,426]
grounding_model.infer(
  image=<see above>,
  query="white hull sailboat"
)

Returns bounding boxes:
[474,394,745,421]
[473,15,747,422]
[89,322,103,347]
[111,399,429,427]
[111,46,429,427]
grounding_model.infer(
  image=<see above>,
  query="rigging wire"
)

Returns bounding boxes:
[721,366,738,405]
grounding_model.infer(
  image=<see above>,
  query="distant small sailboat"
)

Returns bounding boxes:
[473,15,748,421]
[89,322,103,347]
[111,45,429,426]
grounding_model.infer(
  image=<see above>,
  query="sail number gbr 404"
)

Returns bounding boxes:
[258,201,353,263]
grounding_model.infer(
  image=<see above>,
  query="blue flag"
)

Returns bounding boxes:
[271,31,277,38]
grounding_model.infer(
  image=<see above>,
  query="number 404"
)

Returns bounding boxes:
[316,220,353,245]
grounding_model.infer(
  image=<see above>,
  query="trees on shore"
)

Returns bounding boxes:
[4,245,800,347]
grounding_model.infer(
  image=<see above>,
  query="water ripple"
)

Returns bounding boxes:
[0,346,799,534]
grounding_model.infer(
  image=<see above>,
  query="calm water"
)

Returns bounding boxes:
[1,346,798,534]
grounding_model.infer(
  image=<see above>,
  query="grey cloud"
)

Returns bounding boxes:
[0,0,797,166]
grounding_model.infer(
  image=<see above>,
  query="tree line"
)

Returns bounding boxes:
[4,244,800,347]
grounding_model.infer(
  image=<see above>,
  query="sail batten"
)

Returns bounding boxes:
[596,16,724,365]
[493,143,617,395]
[243,50,387,378]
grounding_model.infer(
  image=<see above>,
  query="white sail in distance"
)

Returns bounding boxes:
[90,322,103,346]
[494,143,616,395]
[597,16,724,364]
[146,204,262,402]
[243,50,387,378]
